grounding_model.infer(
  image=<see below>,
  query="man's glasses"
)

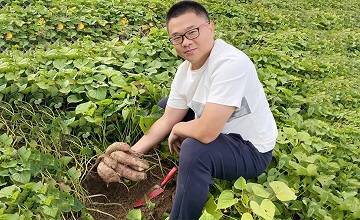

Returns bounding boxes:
[169,21,210,45]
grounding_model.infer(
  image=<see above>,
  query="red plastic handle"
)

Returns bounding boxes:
[160,166,178,187]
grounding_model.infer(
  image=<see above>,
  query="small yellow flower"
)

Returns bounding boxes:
[149,22,154,27]
[257,2,262,6]
[5,32,12,39]
[57,22,64,30]
[77,22,84,30]
[141,24,148,30]
[150,27,156,32]
[39,18,45,25]
[68,7,76,11]
[121,17,128,25]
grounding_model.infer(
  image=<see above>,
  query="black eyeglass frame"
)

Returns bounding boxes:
[168,21,210,45]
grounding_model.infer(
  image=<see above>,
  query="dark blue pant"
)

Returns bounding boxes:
[158,97,273,220]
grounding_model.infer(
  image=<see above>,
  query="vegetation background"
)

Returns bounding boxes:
[0,0,359,219]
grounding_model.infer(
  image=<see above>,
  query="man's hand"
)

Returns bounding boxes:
[96,142,150,184]
[168,129,184,154]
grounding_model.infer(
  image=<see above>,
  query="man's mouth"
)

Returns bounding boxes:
[185,48,196,54]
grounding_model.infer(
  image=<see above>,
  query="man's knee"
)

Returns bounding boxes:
[180,138,206,161]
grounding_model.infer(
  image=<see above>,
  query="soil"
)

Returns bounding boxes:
[82,155,176,220]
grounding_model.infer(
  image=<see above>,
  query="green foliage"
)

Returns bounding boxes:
[1,0,359,219]
[204,177,297,219]
[126,209,145,220]
[0,144,86,219]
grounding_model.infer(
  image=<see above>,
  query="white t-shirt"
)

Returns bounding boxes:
[167,39,278,152]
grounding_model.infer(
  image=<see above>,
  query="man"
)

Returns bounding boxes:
[102,1,277,219]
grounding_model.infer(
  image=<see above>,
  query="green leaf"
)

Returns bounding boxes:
[84,116,102,124]
[74,59,94,69]
[241,213,254,220]
[67,94,83,103]
[53,59,67,70]
[204,195,223,220]
[341,191,357,200]
[75,101,95,115]
[18,147,31,161]
[2,213,20,220]
[59,156,73,167]
[87,87,107,100]
[283,127,297,136]
[199,210,217,220]
[126,209,142,220]
[240,193,249,207]
[0,185,19,198]
[252,184,271,198]
[0,133,13,147]
[64,117,76,126]
[96,99,113,106]
[139,116,156,134]
[59,200,72,212]
[110,75,128,87]
[145,199,155,210]
[112,92,126,99]
[122,61,135,69]
[31,181,44,192]
[216,190,237,210]
[93,74,107,82]
[250,199,275,220]
[289,200,304,211]
[67,167,81,182]
[269,181,297,201]
[234,176,246,190]
[295,131,311,144]
[122,108,130,121]
[40,205,58,218]
[306,164,318,176]
[11,171,31,184]
[72,197,84,212]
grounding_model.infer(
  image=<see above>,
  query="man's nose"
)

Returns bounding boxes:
[181,36,192,47]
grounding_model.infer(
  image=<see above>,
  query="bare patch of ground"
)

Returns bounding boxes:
[83,156,176,220]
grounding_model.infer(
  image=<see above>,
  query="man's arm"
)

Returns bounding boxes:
[131,105,188,154]
[169,103,235,152]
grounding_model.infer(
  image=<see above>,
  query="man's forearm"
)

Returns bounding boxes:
[131,116,174,154]
[172,119,217,144]
[172,103,235,144]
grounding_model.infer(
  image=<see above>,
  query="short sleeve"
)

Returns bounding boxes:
[167,62,189,110]
[207,55,255,108]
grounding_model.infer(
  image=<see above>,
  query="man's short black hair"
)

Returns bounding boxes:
[166,1,210,27]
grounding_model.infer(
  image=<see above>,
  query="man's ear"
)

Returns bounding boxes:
[209,22,215,36]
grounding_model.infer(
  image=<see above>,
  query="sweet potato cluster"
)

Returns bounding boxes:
[96,142,149,184]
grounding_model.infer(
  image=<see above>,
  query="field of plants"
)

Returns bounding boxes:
[0,0,359,219]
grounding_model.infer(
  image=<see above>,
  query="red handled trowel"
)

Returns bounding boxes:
[134,166,178,208]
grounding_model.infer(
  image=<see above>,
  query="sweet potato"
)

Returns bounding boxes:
[94,154,105,166]
[110,150,150,171]
[103,155,118,170]
[114,163,147,181]
[105,142,132,156]
[97,161,121,184]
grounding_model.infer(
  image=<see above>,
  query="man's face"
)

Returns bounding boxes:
[167,12,215,70]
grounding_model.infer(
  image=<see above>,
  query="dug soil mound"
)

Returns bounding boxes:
[83,157,177,220]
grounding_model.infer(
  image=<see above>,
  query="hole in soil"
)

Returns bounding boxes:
[82,152,176,220]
